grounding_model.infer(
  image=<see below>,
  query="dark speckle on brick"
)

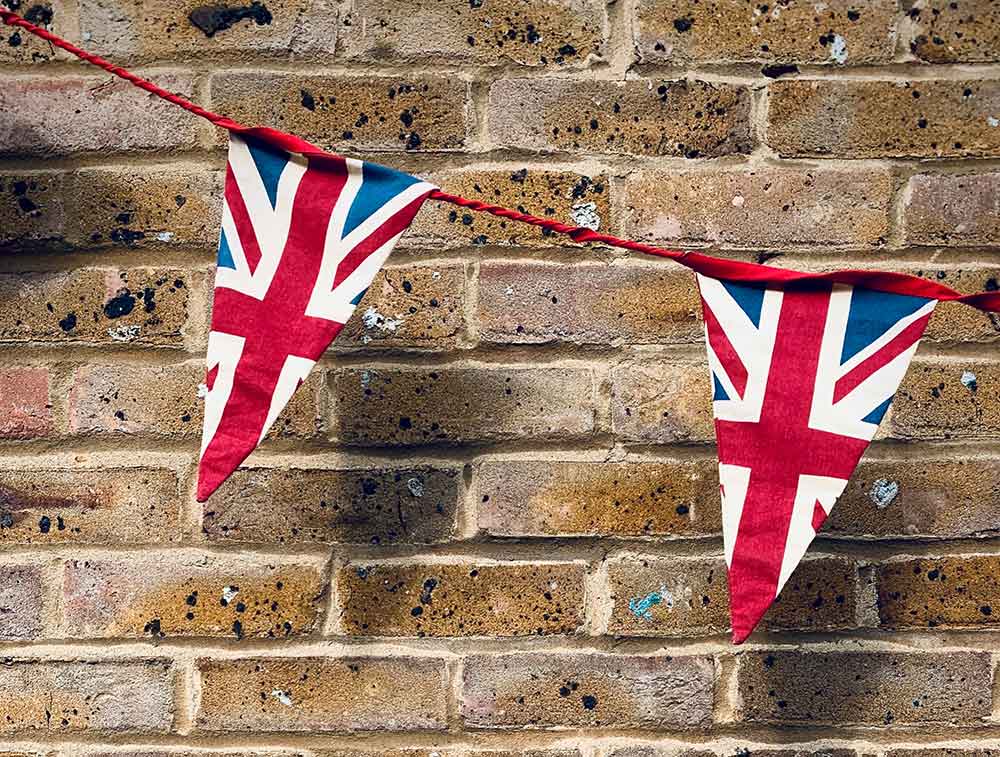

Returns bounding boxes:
[58,312,77,332]
[300,89,316,111]
[673,17,693,33]
[188,1,273,38]
[581,694,598,709]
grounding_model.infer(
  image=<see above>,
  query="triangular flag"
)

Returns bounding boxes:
[696,274,936,643]
[196,131,434,501]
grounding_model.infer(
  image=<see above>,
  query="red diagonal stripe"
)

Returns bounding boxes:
[224,162,263,274]
[832,311,932,403]
[702,300,748,398]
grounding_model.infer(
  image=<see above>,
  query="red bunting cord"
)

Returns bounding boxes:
[4,8,1000,312]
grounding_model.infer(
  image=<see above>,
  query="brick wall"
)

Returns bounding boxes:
[1,0,999,755]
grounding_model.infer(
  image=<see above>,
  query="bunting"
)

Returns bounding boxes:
[3,7,1000,644]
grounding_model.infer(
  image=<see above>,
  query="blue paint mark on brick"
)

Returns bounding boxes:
[628,587,673,621]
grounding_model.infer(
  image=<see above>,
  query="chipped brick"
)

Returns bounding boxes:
[0,565,42,640]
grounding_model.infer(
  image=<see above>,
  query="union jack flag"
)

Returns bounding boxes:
[197,133,434,501]
[698,274,937,642]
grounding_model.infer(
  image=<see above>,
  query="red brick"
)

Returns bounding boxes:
[340,0,605,67]
[876,556,1000,629]
[488,79,752,157]
[0,659,175,733]
[477,262,702,345]
[607,555,857,637]
[461,653,714,729]
[210,73,469,152]
[79,0,339,62]
[908,1,1000,63]
[0,269,193,347]
[68,363,321,438]
[476,459,720,537]
[63,552,325,639]
[203,466,460,545]
[768,79,1000,159]
[824,457,1000,539]
[0,565,43,640]
[623,168,892,247]
[329,366,596,445]
[738,651,991,725]
[0,73,203,157]
[890,359,1000,439]
[635,0,896,64]
[197,656,448,732]
[337,561,585,637]
[611,360,714,443]
[0,368,52,439]
[904,173,1000,247]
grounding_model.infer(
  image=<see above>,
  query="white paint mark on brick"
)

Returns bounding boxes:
[362,306,403,333]
[407,477,425,498]
[570,201,601,230]
[222,585,239,605]
[107,324,141,342]
[271,689,293,706]
[830,34,848,63]
[869,478,900,509]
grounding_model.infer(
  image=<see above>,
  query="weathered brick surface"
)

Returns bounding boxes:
[340,0,606,67]
[607,556,857,637]
[908,0,1000,63]
[338,561,585,637]
[876,555,1000,629]
[0,565,43,639]
[0,466,179,545]
[197,657,448,732]
[825,457,1000,539]
[0,1,78,65]
[611,360,714,443]
[461,653,714,729]
[917,268,1000,344]
[477,459,720,537]
[210,73,469,151]
[0,659,175,732]
[635,0,896,64]
[477,262,702,345]
[904,173,1000,247]
[0,172,66,248]
[69,363,321,438]
[329,366,596,445]
[203,466,460,545]
[488,79,752,157]
[0,368,52,439]
[63,552,325,639]
[891,359,1000,439]
[0,269,192,346]
[410,168,611,248]
[768,80,1000,159]
[738,651,991,725]
[79,0,339,61]
[336,263,466,350]
[0,73,202,157]
[624,168,892,247]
